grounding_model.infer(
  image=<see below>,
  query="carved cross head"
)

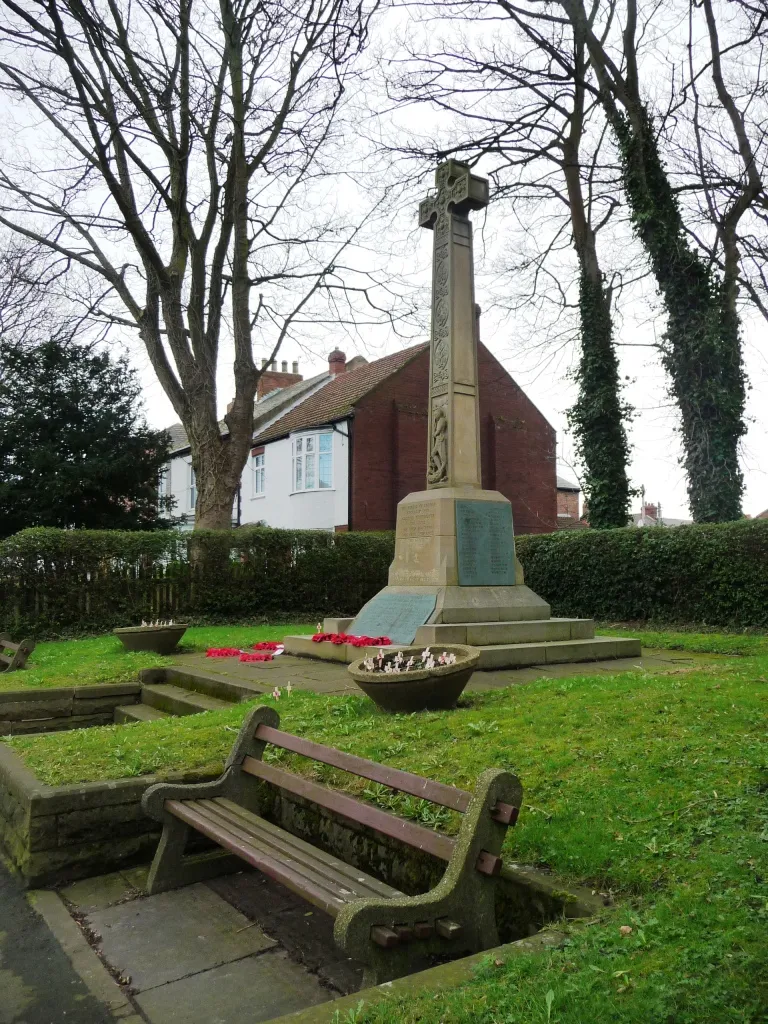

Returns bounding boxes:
[418,159,489,231]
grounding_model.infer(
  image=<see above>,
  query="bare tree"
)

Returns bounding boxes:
[0,0,384,529]
[676,0,768,324]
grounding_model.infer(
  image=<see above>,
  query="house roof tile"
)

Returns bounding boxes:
[556,475,580,491]
[253,343,428,445]
[166,371,328,455]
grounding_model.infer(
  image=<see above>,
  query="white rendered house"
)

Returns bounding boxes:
[162,350,362,531]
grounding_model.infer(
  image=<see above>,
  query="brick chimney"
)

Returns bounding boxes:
[257,359,303,400]
[328,349,347,377]
[643,503,658,521]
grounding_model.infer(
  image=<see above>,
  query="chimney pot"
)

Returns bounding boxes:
[281,360,288,372]
[292,361,299,374]
[261,358,268,369]
[328,349,347,376]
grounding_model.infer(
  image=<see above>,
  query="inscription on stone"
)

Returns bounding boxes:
[350,593,438,645]
[455,500,516,587]
[398,501,437,539]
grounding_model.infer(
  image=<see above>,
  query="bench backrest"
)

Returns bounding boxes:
[0,635,35,673]
[241,723,518,876]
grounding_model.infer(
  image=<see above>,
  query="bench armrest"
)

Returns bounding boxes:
[142,706,281,821]
[142,773,232,821]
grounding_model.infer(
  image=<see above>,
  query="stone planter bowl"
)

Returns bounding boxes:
[348,644,479,713]
[113,624,189,655]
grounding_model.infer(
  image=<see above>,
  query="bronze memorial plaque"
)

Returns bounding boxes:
[350,593,438,645]
[455,500,516,587]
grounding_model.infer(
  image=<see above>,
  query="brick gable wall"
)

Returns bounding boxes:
[349,345,557,534]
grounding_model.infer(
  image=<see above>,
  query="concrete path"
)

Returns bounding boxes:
[0,860,115,1024]
[171,647,726,696]
[52,867,354,1024]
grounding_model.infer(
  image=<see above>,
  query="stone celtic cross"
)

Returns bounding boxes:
[419,159,488,489]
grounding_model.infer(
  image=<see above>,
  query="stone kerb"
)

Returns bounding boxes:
[0,682,141,736]
[0,741,219,887]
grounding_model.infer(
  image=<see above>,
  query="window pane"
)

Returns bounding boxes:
[253,454,264,495]
[295,456,302,490]
[319,453,332,488]
[319,434,332,453]
[305,453,315,489]
[305,436,314,452]
[295,438,302,454]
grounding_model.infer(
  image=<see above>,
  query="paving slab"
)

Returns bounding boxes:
[60,869,140,913]
[134,949,332,1024]
[87,882,277,991]
[209,871,364,995]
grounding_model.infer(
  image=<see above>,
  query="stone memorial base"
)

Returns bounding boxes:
[283,487,641,671]
[284,616,640,670]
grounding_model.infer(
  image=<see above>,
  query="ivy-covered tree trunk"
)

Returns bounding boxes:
[562,32,632,530]
[569,268,632,528]
[615,107,745,522]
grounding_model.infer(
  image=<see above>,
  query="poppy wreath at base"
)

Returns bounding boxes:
[311,632,392,647]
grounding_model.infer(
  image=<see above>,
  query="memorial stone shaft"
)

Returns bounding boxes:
[419,160,488,491]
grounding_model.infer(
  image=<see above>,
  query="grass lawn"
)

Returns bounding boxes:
[597,625,768,657]
[0,623,315,692]
[6,629,768,1023]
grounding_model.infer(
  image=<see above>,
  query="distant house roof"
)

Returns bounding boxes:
[166,371,329,455]
[556,475,580,492]
[252,343,428,446]
[630,514,692,528]
[756,509,768,519]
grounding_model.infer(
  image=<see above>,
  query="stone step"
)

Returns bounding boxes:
[163,666,269,703]
[141,684,232,717]
[415,618,594,647]
[113,703,171,724]
[475,636,642,670]
[284,633,641,670]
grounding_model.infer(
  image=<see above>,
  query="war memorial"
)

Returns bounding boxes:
[286,160,640,670]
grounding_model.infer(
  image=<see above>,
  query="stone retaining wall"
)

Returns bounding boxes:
[0,683,141,736]
[0,745,601,939]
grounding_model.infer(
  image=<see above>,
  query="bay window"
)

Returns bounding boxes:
[292,432,333,491]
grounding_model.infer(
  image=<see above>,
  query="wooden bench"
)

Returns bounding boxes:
[0,634,35,673]
[142,706,522,985]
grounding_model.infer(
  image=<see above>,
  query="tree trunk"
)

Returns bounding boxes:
[561,44,632,530]
[569,265,632,528]
[615,106,745,522]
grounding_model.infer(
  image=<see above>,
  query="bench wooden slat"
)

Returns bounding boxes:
[189,799,377,910]
[168,799,352,917]
[256,724,472,813]
[243,756,457,862]
[203,798,402,901]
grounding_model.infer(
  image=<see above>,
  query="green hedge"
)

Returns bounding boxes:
[516,518,768,628]
[0,527,395,637]
[4,519,767,638]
